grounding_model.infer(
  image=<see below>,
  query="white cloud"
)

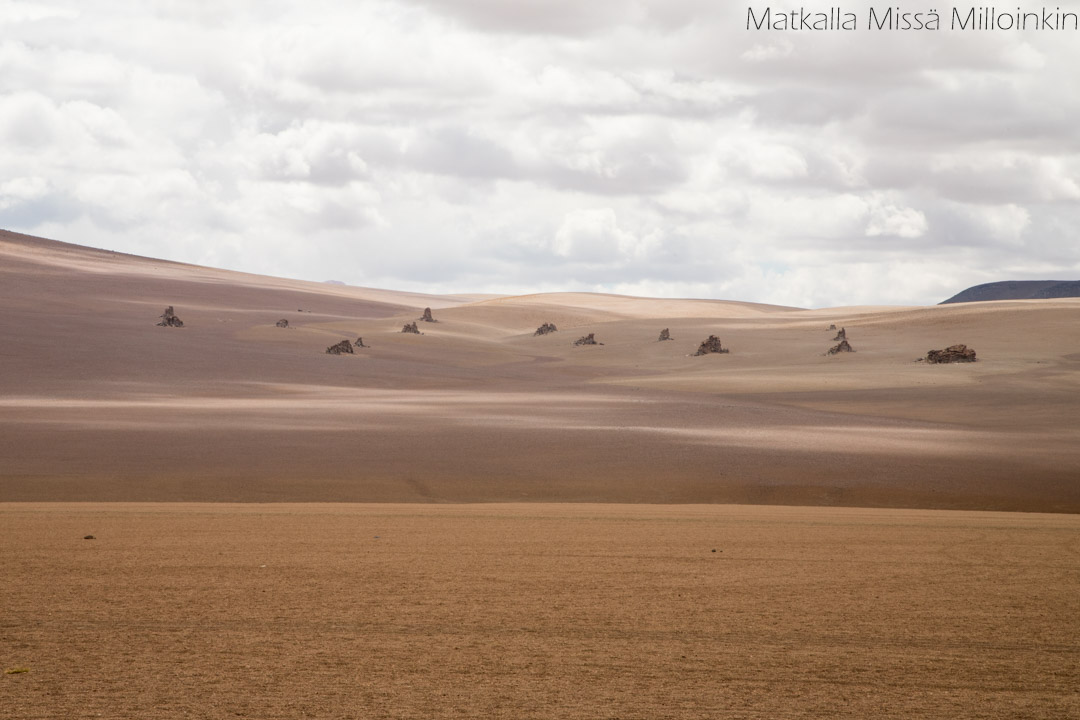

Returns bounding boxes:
[0,1,77,23]
[954,203,1031,246]
[738,141,808,181]
[865,199,928,239]
[0,175,50,209]
[740,40,793,63]
[1,0,1078,306]
[552,207,659,262]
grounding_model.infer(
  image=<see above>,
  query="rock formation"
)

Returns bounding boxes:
[156,306,184,327]
[827,324,836,331]
[419,307,436,322]
[573,333,601,346]
[827,340,855,355]
[832,327,847,341]
[694,335,729,355]
[658,328,672,342]
[402,322,421,334]
[326,340,354,355]
[354,337,367,348]
[534,322,558,336]
[926,344,977,364]
[276,319,289,328]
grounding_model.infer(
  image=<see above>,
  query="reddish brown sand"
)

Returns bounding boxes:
[2,503,1078,719]
[2,229,1079,511]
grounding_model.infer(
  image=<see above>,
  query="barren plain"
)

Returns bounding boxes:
[4,503,1079,719]
[1,229,1079,717]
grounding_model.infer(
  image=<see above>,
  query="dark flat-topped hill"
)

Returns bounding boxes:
[941,280,1080,304]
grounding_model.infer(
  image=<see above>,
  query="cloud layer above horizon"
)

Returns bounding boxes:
[2,0,1079,306]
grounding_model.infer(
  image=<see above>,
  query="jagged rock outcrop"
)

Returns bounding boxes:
[419,307,436,323]
[694,335,729,356]
[658,328,672,342]
[157,306,184,327]
[326,340,354,355]
[832,327,847,341]
[573,333,602,346]
[402,322,421,334]
[827,340,855,355]
[354,337,367,348]
[926,344,977,364]
[276,319,289,328]
[534,322,558,336]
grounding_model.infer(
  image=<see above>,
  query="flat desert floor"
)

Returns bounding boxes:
[2,503,1079,719]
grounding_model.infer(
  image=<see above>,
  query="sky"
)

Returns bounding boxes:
[1,0,1079,307]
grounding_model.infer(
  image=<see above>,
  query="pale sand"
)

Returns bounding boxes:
[2,503,1078,719]
[2,228,1079,510]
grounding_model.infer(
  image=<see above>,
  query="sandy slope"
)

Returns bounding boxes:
[2,229,1079,511]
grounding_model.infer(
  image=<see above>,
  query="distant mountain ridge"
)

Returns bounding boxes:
[941,280,1080,304]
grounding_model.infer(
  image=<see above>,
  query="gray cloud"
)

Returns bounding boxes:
[408,0,710,36]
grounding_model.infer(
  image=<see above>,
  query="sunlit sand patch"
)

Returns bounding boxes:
[546,423,1024,457]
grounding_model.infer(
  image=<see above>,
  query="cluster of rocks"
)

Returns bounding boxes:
[694,335,729,356]
[825,325,855,355]
[148,300,989,372]
[325,306,442,354]
[537,327,732,354]
[325,308,436,355]
[925,344,977,363]
[326,337,370,355]
[827,339,855,355]
[534,322,558,336]
[156,306,184,328]
[326,340,354,355]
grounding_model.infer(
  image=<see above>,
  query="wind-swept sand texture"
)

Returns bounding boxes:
[2,503,1078,719]
[2,229,1079,510]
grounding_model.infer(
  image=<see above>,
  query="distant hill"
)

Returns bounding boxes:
[941,280,1080,304]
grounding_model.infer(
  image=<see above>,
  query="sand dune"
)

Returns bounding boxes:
[2,229,1079,511]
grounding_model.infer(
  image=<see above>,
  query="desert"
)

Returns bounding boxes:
[4,503,1079,719]
[2,228,1079,718]
[2,229,1079,510]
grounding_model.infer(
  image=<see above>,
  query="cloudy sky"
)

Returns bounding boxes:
[2,0,1079,306]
